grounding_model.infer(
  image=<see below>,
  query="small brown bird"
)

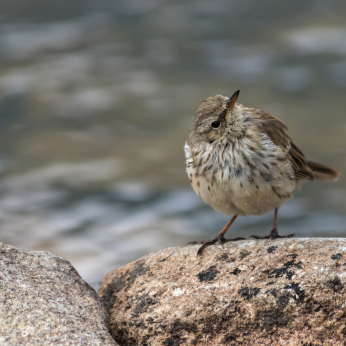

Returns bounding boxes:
[185,90,340,255]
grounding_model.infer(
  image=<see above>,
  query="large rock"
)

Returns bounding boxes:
[99,238,346,345]
[0,242,118,346]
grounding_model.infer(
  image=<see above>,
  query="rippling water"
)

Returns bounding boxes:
[0,0,345,289]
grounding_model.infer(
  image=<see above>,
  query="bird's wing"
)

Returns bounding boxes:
[288,142,314,181]
[250,109,314,181]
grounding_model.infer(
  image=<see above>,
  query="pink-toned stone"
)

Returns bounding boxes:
[99,238,346,345]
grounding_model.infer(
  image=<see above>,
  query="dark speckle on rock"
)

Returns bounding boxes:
[102,262,149,310]
[102,261,150,311]
[130,261,150,281]
[102,276,126,311]
[158,258,167,262]
[238,286,261,300]
[239,251,251,260]
[231,268,241,275]
[267,246,277,254]
[263,255,302,280]
[132,293,158,318]
[224,333,237,342]
[326,276,344,292]
[267,288,277,297]
[196,266,220,283]
[163,337,182,346]
[164,320,198,345]
[342,327,346,338]
[284,282,305,302]
[277,292,290,309]
[147,317,154,324]
[331,253,342,260]
[169,319,198,335]
[216,253,235,262]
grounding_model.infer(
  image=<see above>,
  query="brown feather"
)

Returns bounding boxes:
[247,108,290,150]
[288,142,314,181]
[308,161,341,181]
[249,108,314,181]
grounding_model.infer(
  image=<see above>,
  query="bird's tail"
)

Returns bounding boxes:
[308,161,341,181]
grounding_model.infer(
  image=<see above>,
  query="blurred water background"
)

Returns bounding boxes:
[0,0,345,289]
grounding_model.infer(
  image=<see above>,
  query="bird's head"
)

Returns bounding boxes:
[189,90,244,145]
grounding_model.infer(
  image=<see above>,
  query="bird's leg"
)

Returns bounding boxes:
[188,215,244,255]
[251,208,295,239]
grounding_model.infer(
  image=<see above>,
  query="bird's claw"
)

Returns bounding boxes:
[187,236,245,255]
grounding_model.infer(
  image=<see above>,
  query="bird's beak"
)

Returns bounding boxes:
[225,90,240,120]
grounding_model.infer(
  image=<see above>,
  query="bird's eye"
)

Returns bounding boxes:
[211,121,220,129]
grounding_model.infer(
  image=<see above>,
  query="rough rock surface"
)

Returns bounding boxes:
[0,242,118,346]
[99,238,346,346]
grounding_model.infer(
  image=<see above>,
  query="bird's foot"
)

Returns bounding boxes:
[188,235,245,256]
[250,228,295,240]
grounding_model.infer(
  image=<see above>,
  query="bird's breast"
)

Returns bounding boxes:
[184,134,296,216]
